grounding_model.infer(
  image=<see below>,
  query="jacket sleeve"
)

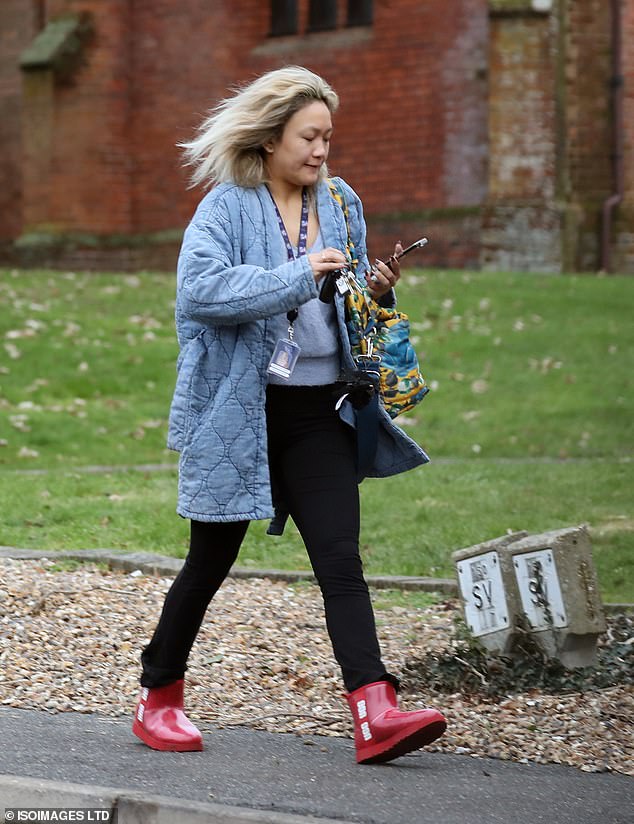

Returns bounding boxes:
[177,194,319,325]
[338,178,396,309]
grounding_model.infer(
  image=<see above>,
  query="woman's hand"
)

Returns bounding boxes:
[365,241,403,299]
[308,247,348,283]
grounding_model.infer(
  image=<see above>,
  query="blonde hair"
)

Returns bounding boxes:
[180,66,339,189]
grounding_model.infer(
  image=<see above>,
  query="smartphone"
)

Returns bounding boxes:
[385,237,428,271]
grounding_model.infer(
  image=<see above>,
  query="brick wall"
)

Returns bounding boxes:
[26,0,134,236]
[482,6,560,271]
[126,0,489,265]
[0,0,38,245]
[615,0,634,271]
[482,0,625,273]
[563,0,613,271]
[3,0,489,269]
[1,0,632,272]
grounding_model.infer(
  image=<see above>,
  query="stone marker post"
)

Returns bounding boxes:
[453,532,527,655]
[453,526,606,667]
[506,526,606,667]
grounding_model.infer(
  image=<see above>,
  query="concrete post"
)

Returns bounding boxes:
[453,525,606,667]
[453,532,527,655]
[506,525,606,667]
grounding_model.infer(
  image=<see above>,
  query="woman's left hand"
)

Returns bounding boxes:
[364,241,402,299]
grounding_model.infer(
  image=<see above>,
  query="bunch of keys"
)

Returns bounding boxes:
[319,268,356,302]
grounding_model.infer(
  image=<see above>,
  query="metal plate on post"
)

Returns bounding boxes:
[513,549,568,629]
[457,551,509,636]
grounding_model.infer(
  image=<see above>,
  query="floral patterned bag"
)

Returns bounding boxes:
[328,179,430,419]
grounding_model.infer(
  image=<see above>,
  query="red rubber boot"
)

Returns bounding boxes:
[346,680,446,764]
[132,679,203,752]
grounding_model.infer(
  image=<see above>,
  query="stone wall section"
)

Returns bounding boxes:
[0,0,631,272]
[615,0,634,272]
[0,0,38,249]
[483,0,632,273]
[481,7,560,272]
[0,0,489,270]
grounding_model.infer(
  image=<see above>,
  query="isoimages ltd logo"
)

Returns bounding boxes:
[4,811,116,822]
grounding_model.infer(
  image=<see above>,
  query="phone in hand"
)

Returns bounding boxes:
[321,237,429,301]
[384,237,428,271]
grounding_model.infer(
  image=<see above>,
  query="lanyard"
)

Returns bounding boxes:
[270,187,309,261]
[268,187,309,332]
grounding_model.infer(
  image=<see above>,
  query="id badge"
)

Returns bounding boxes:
[267,338,301,380]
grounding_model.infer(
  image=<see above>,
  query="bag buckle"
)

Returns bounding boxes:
[363,329,381,361]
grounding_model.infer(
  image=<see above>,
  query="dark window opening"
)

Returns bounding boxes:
[308,0,338,32]
[347,0,373,27]
[270,0,298,36]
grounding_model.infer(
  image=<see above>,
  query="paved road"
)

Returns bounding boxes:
[0,707,632,823]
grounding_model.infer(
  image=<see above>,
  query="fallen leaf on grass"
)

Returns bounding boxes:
[62,322,81,337]
[141,420,163,429]
[128,315,162,330]
[471,379,489,395]
[9,415,31,432]
[25,378,49,393]
[4,343,21,360]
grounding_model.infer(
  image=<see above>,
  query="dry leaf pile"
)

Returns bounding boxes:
[0,558,631,776]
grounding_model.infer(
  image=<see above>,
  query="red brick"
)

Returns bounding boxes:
[1,0,632,271]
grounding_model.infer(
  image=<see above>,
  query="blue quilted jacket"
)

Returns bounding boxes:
[167,176,429,523]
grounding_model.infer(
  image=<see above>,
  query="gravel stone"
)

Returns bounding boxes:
[0,558,631,776]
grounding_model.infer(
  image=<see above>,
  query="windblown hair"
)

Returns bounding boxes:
[180,66,339,189]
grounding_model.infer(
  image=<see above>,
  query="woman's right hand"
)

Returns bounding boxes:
[308,247,348,282]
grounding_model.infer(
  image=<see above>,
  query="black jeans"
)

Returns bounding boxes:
[141,384,394,693]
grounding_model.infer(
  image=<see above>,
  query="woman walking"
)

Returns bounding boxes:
[133,66,446,764]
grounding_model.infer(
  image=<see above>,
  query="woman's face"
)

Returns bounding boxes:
[265,101,333,189]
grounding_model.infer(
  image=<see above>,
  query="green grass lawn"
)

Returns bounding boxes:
[0,268,632,601]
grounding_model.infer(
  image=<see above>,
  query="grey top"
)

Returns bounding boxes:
[268,230,341,385]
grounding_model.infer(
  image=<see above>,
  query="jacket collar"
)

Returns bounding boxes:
[256,179,348,260]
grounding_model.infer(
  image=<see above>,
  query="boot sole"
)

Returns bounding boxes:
[357,718,447,765]
[132,719,204,752]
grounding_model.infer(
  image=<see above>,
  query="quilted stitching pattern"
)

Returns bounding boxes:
[168,179,429,522]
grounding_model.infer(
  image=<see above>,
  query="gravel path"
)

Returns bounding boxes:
[1,558,632,776]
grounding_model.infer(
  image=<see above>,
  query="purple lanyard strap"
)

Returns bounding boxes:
[270,187,309,261]
[269,188,309,329]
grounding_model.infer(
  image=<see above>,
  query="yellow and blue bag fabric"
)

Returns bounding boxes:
[328,179,429,419]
